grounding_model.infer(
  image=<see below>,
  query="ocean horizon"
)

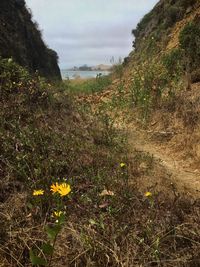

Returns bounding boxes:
[61,70,111,80]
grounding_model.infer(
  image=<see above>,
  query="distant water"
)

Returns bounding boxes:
[61,70,110,80]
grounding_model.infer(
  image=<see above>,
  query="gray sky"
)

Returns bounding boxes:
[26,0,158,69]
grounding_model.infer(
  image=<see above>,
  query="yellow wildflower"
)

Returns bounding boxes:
[33,189,44,196]
[145,191,152,197]
[58,183,71,197]
[120,162,126,168]
[50,182,60,194]
[53,211,63,217]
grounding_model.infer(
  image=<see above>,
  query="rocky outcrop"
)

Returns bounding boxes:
[0,0,61,80]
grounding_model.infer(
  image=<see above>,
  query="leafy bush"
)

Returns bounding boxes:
[131,60,168,121]
[162,48,184,79]
[0,58,129,266]
[179,21,200,69]
[164,6,184,28]
[0,58,72,189]
[132,12,153,39]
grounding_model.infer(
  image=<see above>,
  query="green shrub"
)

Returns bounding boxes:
[132,12,153,38]
[0,58,73,187]
[164,6,183,28]
[179,21,200,69]
[131,61,167,121]
[162,48,184,79]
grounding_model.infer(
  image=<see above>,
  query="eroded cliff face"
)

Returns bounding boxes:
[0,0,61,80]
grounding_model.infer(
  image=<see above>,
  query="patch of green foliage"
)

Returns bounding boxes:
[0,58,129,266]
[164,5,184,28]
[65,74,112,94]
[131,60,169,122]
[179,21,200,70]
[162,48,184,80]
[132,11,153,39]
[0,57,76,190]
[129,44,188,121]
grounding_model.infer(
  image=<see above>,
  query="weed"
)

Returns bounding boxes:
[65,74,112,95]
[179,20,200,81]
[162,48,184,80]
[30,182,71,267]
[130,60,167,122]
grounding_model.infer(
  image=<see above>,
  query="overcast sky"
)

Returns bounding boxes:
[26,0,158,69]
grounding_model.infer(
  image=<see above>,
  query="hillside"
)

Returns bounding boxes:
[115,0,200,171]
[84,0,200,192]
[0,0,61,80]
[0,0,200,267]
[132,0,199,51]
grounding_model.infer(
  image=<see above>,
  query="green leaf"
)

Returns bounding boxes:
[58,213,65,225]
[45,225,61,240]
[29,250,47,266]
[42,242,54,255]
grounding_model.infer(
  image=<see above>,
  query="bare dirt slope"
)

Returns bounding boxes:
[128,126,200,198]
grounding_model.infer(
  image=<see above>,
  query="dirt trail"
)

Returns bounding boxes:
[128,127,200,198]
[78,84,200,198]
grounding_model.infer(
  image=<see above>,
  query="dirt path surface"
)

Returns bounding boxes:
[128,127,200,198]
[78,84,200,199]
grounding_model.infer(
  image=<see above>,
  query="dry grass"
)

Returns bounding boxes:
[145,82,200,170]
[1,59,200,267]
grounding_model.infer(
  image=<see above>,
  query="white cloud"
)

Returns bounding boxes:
[26,0,158,68]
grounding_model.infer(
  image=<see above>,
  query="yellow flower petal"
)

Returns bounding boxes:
[58,183,71,197]
[54,211,63,217]
[50,182,60,194]
[120,163,126,168]
[145,191,152,197]
[33,189,44,196]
